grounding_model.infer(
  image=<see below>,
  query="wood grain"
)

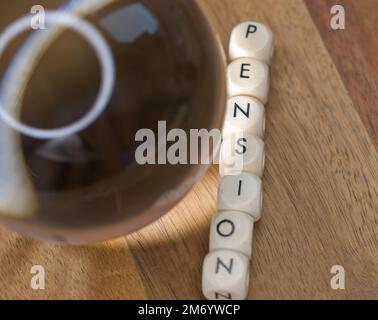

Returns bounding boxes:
[0,232,147,299]
[1,0,378,300]
[305,0,378,149]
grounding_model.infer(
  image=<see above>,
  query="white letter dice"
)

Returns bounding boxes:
[227,58,270,104]
[220,133,265,177]
[223,96,265,139]
[218,172,262,221]
[210,211,254,257]
[202,249,250,300]
[229,21,274,64]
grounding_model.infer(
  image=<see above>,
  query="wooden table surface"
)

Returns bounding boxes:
[1,0,378,300]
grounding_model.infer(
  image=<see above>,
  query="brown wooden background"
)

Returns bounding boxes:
[1,0,377,299]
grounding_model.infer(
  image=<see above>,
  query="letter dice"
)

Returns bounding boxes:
[218,172,263,221]
[227,58,270,104]
[210,211,254,257]
[229,21,274,64]
[202,249,250,300]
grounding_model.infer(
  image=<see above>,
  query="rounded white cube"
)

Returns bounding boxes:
[229,21,274,64]
[218,172,263,221]
[202,249,250,300]
[210,211,254,257]
[220,133,265,177]
[227,58,270,104]
[223,96,266,139]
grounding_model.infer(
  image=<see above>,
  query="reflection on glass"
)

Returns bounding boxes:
[100,3,158,43]
[0,127,37,217]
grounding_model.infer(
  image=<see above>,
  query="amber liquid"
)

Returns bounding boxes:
[0,0,225,243]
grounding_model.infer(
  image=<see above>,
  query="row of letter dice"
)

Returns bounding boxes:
[202,21,273,300]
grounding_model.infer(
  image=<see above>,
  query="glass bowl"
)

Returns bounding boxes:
[0,0,226,243]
